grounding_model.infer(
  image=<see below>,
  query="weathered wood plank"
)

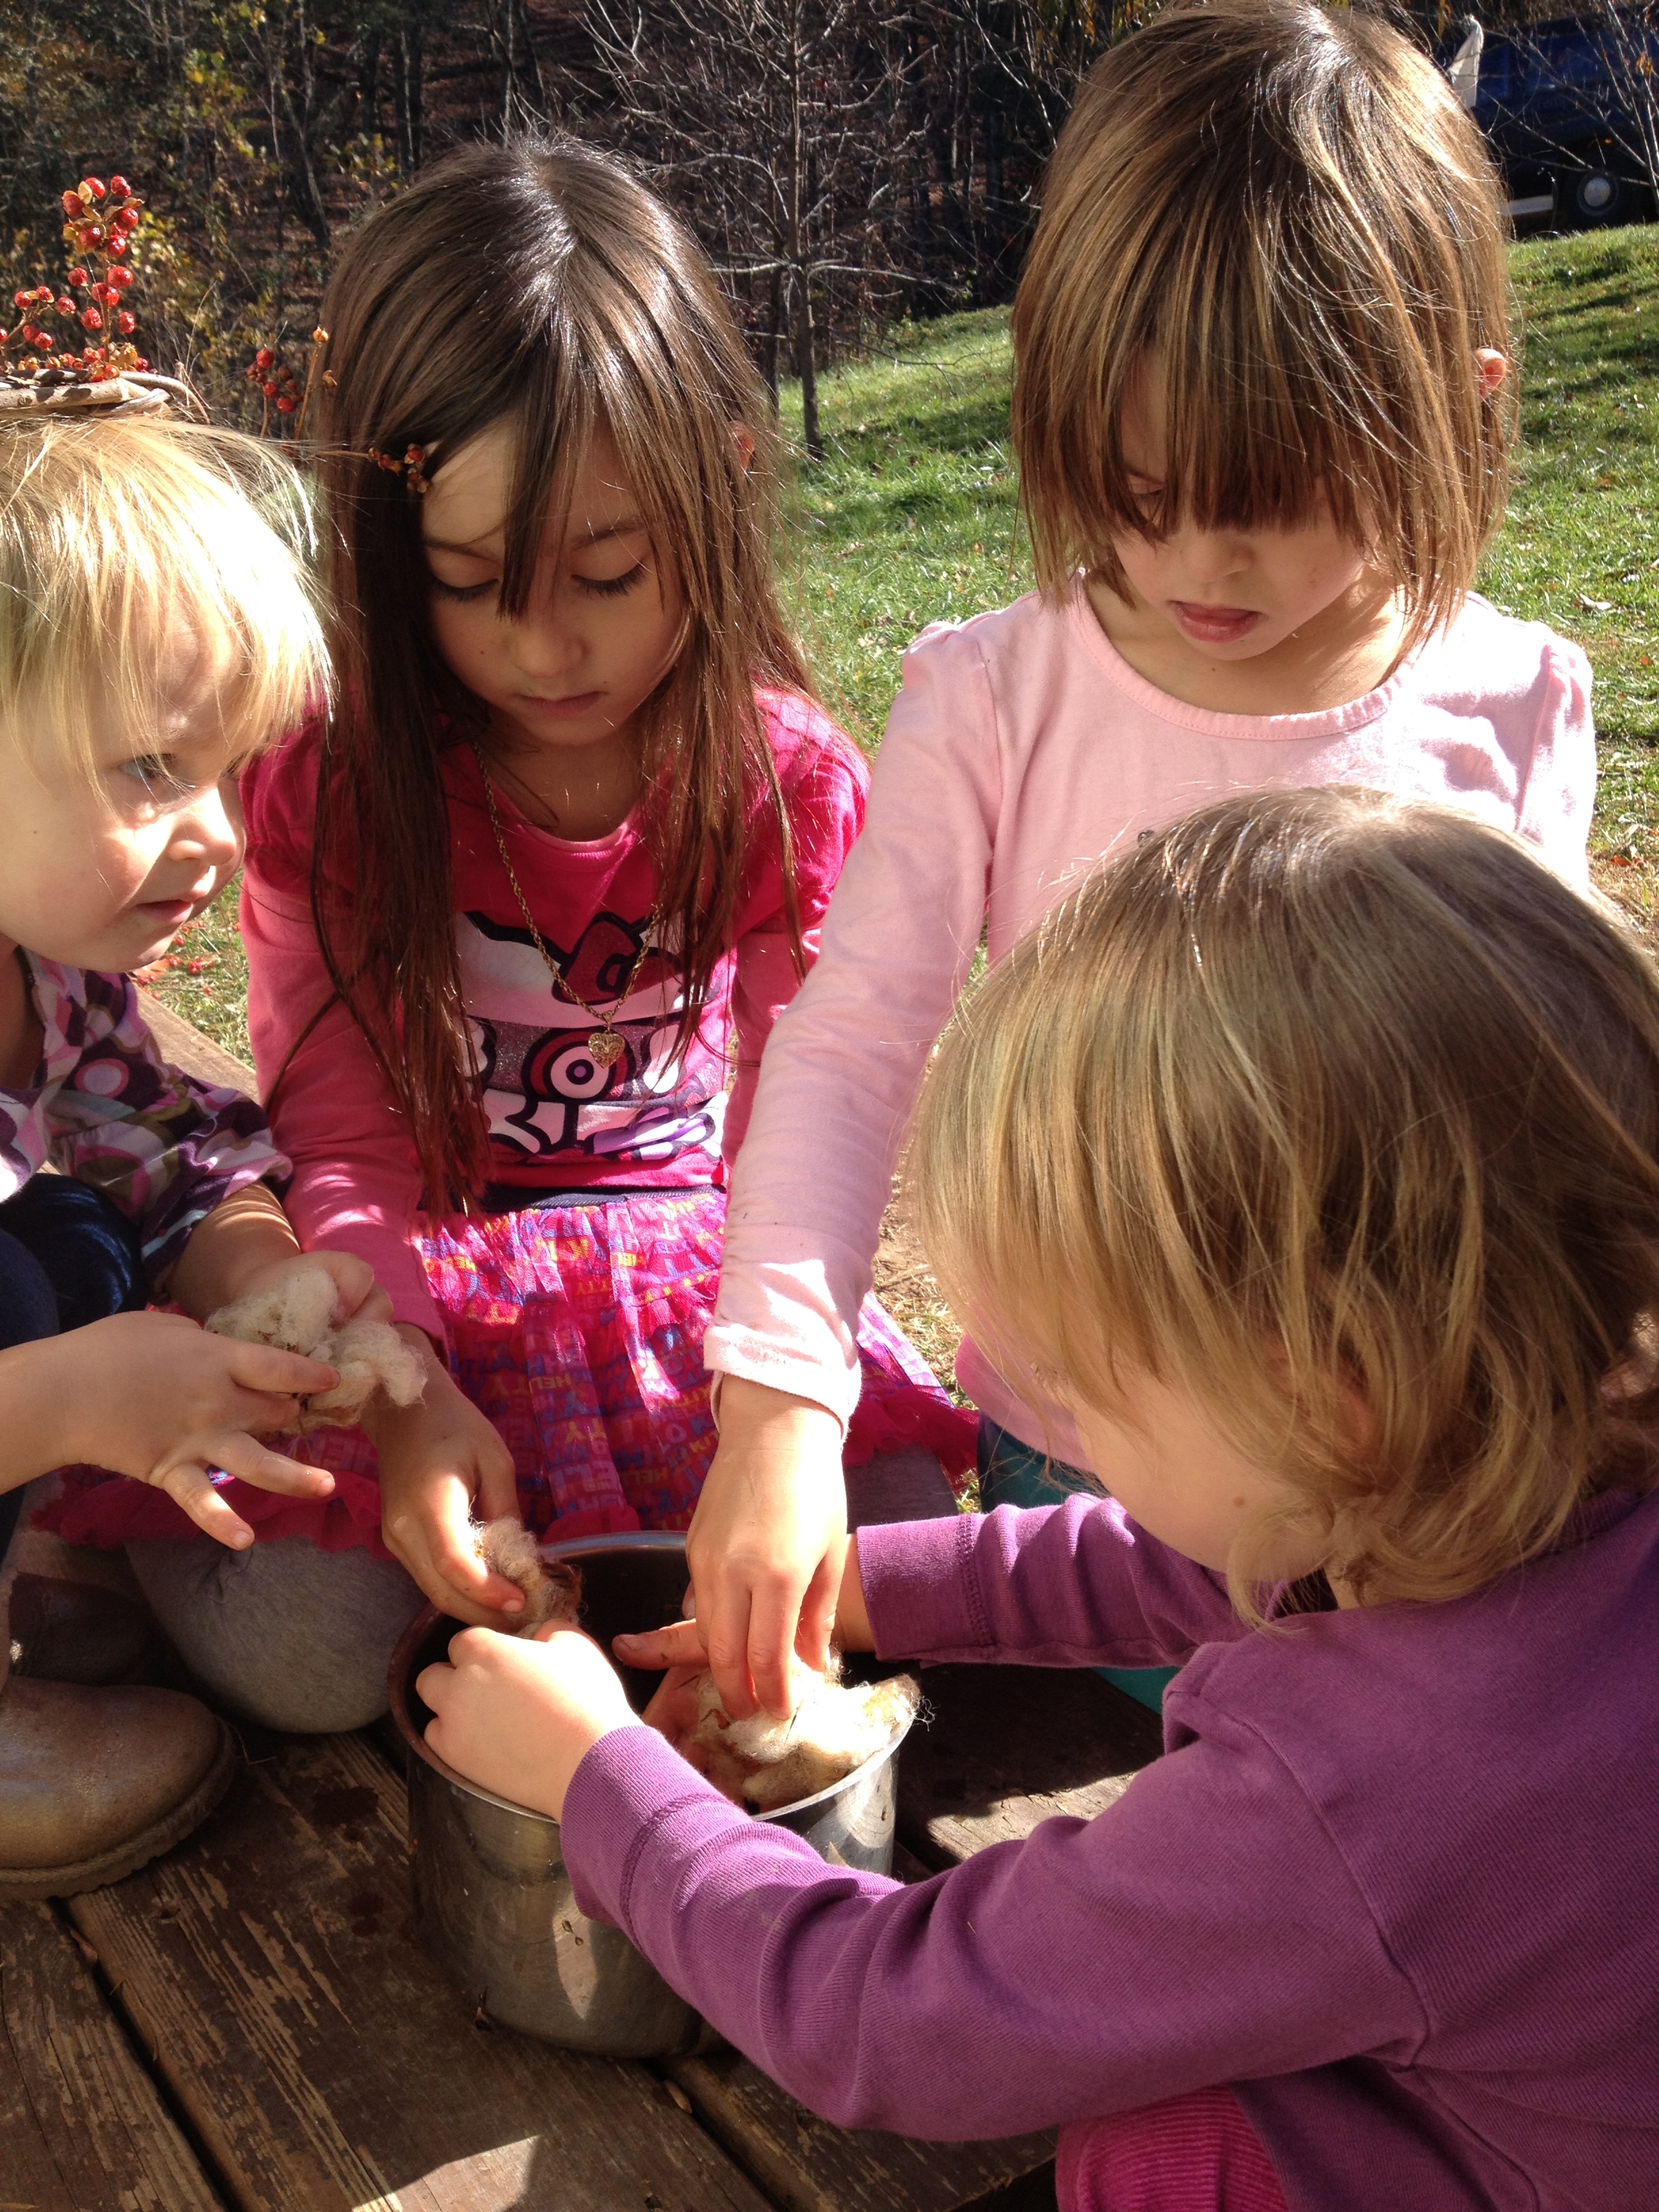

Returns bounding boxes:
[663,2046,1054,2212]
[0,1897,224,2212]
[899,1663,1165,1868]
[68,1732,772,2212]
[137,991,257,1094]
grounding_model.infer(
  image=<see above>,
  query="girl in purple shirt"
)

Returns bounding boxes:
[422,787,1659,2211]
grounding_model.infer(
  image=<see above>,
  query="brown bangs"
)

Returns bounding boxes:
[1012,0,1515,652]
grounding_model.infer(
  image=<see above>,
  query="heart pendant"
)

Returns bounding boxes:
[588,1030,625,1069]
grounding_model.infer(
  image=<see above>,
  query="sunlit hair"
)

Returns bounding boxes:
[0,415,327,786]
[912,790,1659,1620]
[1011,0,1514,653]
[302,134,811,1210]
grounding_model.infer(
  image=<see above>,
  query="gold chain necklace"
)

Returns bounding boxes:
[470,740,659,1071]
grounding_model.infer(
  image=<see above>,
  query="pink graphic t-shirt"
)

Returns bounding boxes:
[239,691,869,1340]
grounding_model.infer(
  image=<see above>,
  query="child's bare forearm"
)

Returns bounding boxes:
[0,1332,77,1490]
[167,1181,302,1319]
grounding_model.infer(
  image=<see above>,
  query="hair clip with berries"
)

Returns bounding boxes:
[366,443,433,496]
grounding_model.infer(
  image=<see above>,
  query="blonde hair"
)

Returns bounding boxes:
[0,414,328,786]
[1011,0,1514,653]
[912,791,1659,1618]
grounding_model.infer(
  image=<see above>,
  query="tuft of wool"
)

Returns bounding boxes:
[471,1517,582,1634]
[687,1657,920,1813]
[207,1263,426,1432]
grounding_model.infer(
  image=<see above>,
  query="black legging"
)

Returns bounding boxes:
[0,1177,146,1561]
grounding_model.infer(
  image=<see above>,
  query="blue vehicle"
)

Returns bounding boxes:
[1442,13,1659,228]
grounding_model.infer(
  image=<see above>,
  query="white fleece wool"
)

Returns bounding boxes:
[470,1517,581,1634]
[207,1263,426,1431]
[689,1659,920,1813]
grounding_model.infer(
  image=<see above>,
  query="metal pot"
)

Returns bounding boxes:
[388,1532,916,2055]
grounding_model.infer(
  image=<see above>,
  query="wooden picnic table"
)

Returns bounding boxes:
[0,1002,1168,2212]
[1,1660,1162,2212]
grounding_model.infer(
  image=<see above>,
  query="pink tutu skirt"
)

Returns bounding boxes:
[46,1189,975,1556]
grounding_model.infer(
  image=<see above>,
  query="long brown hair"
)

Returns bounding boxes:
[306,136,809,1210]
[1011,0,1515,653]
[914,792,1659,1620]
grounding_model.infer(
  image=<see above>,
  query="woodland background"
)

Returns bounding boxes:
[0,0,1132,449]
[0,0,1552,455]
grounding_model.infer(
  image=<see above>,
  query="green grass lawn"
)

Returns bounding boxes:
[148,230,1659,1062]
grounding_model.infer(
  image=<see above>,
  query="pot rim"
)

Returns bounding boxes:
[387,1533,917,1828]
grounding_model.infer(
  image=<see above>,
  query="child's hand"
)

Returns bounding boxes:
[56,1309,338,1549]
[225,1246,393,1330]
[417,1624,642,1822]
[614,1535,875,1752]
[611,1616,710,1753]
[365,1330,531,1626]
[685,1376,848,1719]
[167,1181,396,1326]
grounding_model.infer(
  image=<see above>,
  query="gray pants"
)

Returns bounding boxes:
[125,1447,956,1736]
[127,1537,425,1736]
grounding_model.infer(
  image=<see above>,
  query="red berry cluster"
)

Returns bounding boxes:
[243,325,331,440]
[0,176,148,382]
[245,343,301,416]
[369,442,432,495]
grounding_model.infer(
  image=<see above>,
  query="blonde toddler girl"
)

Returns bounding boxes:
[424,787,1659,2212]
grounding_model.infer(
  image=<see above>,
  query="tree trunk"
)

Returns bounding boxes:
[792,270,822,462]
[760,264,783,404]
[396,25,425,174]
[356,30,382,140]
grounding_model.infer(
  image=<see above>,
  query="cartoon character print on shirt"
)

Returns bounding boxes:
[457,910,726,1168]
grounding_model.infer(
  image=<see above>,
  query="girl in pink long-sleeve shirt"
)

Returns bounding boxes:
[51,140,966,1735]
[690,0,1598,1723]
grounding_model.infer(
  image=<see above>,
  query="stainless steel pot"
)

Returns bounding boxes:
[388,1532,916,2055]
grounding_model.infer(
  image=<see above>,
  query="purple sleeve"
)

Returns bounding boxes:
[561,1708,1421,2140]
[50,970,289,1288]
[857,1496,1244,1671]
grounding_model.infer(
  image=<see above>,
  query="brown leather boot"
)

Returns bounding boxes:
[0,1675,234,1900]
[7,1572,162,1685]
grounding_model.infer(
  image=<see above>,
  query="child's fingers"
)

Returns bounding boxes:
[392,1482,526,1622]
[305,1249,380,1320]
[152,1460,257,1550]
[202,1430,337,1502]
[227,1342,340,1399]
[429,1519,526,1618]
[794,1539,845,1679]
[474,1441,521,1523]
[700,1580,765,1719]
[745,1605,802,1720]
[613,1619,706,1670]
[639,1663,706,1747]
[222,1387,317,1440]
[146,1432,334,1545]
